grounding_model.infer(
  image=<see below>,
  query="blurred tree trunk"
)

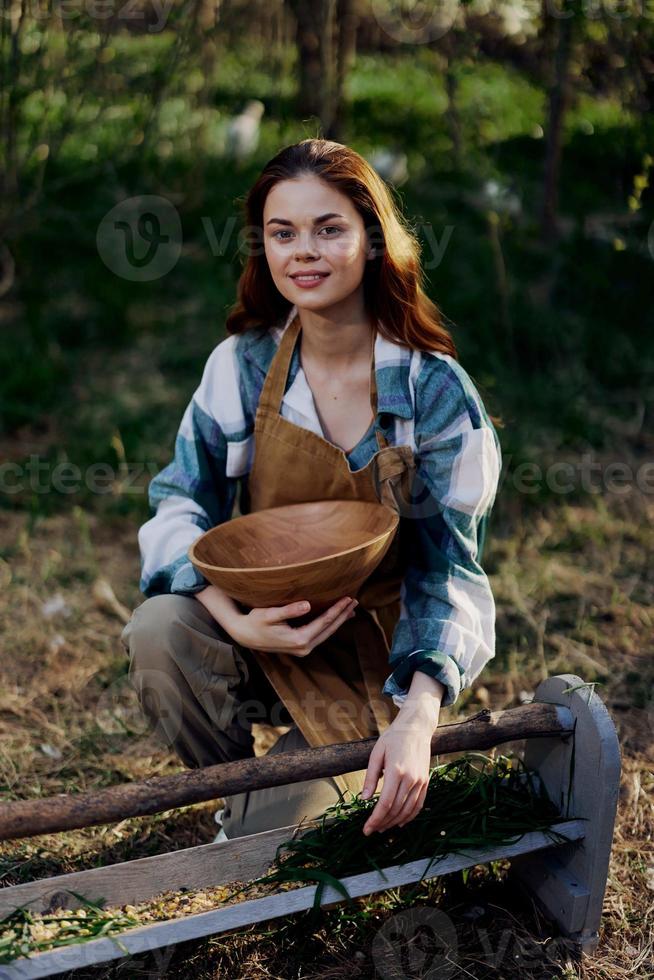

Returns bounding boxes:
[287,0,330,120]
[329,0,359,139]
[319,0,337,132]
[540,3,576,242]
[537,0,558,70]
[197,0,220,31]
[444,64,461,169]
[179,0,223,211]
[1,0,26,203]
[288,0,354,139]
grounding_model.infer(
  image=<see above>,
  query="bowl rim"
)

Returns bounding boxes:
[187,499,399,575]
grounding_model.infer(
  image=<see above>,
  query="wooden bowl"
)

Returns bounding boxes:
[188,499,398,612]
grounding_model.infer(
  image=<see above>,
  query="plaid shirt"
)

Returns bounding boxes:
[138,305,502,709]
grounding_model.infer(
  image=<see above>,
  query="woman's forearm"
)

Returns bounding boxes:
[195,584,243,633]
[397,670,445,729]
[194,590,447,727]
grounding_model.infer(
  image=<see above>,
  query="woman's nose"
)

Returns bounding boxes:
[294,232,318,258]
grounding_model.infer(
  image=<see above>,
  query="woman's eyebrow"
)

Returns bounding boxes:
[265,212,345,226]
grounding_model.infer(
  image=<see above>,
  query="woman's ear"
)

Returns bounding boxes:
[366,228,384,261]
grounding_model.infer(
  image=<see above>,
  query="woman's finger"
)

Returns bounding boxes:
[260,598,355,656]
[398,781,430,828]
[368,776,415,833]
[266,600,314,624]
[361,743,384,801]
[392,782,425,828]
[298,596,356,643]
[363,771,404,835]
[289,596,355,644]
[301,598,357,649]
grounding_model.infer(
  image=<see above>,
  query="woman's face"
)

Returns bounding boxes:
[262,174,374,312]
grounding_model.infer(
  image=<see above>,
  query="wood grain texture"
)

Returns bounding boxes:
[0,821,304,918]
[0,822,586,979]
[508,674,621,954]
[187,499,398,609]
[0,703,574,842]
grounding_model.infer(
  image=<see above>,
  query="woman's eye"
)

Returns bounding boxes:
[271,226,342,241]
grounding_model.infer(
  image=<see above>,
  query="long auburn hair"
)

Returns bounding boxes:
[225,138,502,428]
[225,138,456,356]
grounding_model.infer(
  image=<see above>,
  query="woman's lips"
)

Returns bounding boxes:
[289,273,330,289]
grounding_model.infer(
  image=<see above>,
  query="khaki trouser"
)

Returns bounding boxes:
[120,594,344,839]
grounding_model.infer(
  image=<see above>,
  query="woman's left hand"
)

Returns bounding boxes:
[360,702,439,835]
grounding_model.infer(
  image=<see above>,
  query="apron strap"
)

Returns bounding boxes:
[370,346,390,451]
[257,310,302,416]
[258,309,391,450]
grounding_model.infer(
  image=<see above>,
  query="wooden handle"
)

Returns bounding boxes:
[0,702,573,841]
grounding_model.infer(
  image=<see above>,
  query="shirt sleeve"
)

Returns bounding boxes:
[382,353,502,709]
[137,337,242,598]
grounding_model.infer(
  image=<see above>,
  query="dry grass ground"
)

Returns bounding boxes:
[0,452,653,978]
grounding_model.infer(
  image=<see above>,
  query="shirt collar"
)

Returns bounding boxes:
[241,304,414,420]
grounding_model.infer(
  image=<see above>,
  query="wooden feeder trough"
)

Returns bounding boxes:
[0,673,620,977]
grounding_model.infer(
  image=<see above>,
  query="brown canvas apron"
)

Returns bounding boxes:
[244,311,417,799]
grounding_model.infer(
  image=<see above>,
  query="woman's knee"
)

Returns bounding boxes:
[121,594,209,667]
[121,593,250,729]
[222,727,343,838]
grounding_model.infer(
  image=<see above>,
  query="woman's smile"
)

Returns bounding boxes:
[289,272,331,288]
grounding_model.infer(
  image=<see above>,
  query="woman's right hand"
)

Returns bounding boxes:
[228,596,359,657]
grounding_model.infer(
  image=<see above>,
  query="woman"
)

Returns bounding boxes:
[122,138,502,842]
